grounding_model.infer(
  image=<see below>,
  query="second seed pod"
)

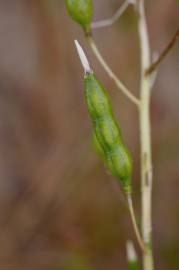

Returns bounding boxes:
[65,0,93,34]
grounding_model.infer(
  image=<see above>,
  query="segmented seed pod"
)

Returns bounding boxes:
[75,40,132,194]
[65,0,93,34]
[85,73,132,194]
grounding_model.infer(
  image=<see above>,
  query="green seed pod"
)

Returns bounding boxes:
[85,73,132,194]
[65,0,93,34]
[75,40,132,194]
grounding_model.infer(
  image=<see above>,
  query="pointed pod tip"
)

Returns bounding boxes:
[74,39,92,75]
[126,240,138,262]
[128,0,136,4]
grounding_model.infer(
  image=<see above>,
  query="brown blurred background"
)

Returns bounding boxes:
[0,0,178,269]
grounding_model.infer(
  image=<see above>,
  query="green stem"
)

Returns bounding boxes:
[137,0,154,269]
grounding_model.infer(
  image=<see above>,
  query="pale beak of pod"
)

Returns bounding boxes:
[74,39,92,75]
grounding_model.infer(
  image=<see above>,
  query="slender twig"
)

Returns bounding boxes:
[86,36,140,107]
[146,29,179,75]
[91,0,135,29]
[137,0,154,269]
[127,195,147,253]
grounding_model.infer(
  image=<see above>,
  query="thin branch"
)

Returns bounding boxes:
[87,36,140,107]
[91,0,135,29]
[146,29,179,75]
[127,194,147,253]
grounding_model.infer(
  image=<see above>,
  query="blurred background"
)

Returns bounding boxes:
[0,0,178,269]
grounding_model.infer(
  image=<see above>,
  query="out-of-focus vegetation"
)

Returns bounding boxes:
[0,1,178,269]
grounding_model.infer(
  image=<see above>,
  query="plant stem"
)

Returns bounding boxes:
[137,0,154,269]
[127,194,146,253]
[87,36,140,107]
